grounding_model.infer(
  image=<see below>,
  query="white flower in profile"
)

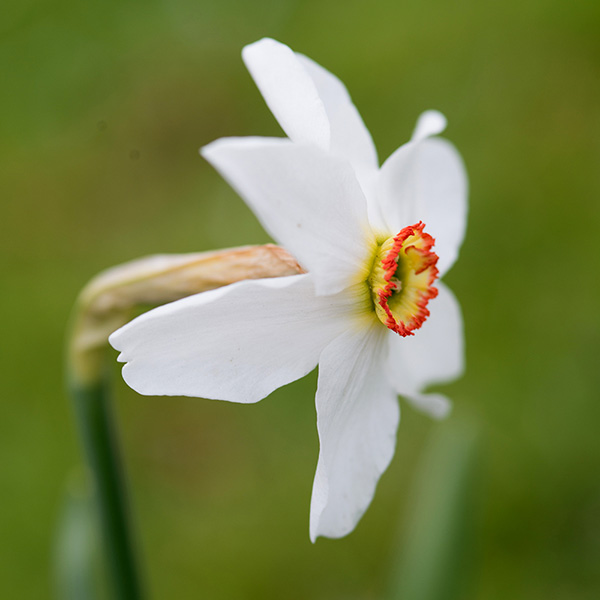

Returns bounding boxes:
[109,38,468,541]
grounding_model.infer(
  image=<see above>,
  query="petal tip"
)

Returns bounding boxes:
[431,396,452,420]
[242,37,280,55]
[241,38,293,73]
[412,110,447,141]
[199,138,222,161]
[408,392,453,420]
[107,328,121,351]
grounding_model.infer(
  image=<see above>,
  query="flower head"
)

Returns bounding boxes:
[109,38,468,541]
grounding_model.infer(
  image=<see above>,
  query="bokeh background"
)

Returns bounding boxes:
[2,0,600,598]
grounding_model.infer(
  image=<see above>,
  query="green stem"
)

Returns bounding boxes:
[70,372,144,600]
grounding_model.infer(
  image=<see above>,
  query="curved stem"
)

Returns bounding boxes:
[70,373,144,600]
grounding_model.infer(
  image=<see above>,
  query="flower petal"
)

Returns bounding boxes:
[377,113,468,276]
[242,38,331,150]
[411,109,447,142]
[385,282,464,419]
[310,322,400,541]
[294,52,382,228]
[202,137,375,295]
[402,392,452,420]
[294,52,378,174]
[109,274,357,402]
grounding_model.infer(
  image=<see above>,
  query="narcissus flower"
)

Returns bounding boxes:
[109,38,468,541]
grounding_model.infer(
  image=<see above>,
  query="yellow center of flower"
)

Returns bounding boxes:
[368,222,439,337]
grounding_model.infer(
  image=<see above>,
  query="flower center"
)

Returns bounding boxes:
[368,222,439,337]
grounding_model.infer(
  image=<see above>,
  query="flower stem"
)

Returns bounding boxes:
[70,372,144,600]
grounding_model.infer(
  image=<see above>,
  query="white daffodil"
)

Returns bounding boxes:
[109,38,468,541]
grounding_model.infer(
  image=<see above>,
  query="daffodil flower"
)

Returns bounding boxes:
[109,38,468,541]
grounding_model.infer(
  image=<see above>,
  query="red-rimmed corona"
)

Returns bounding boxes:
[369,222,439,337]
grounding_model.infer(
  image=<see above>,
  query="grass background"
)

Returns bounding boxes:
[1,0,599,598]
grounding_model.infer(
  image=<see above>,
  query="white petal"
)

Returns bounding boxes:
[403,392,452,420]
[378,115,468,276]
[411,109,447,142]
[242,38,330,150]
[310,323,400,541]
[109,274,357,402]
[295,52,378,174]
[202,137,375,296]
[385,282,464,419]
[294,52,382,229]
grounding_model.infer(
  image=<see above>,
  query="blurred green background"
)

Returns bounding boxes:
[2,0,600,598]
